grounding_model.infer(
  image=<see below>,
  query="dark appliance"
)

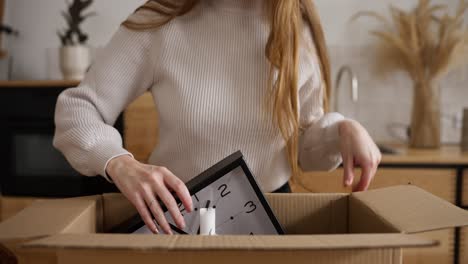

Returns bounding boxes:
[0,83,120,197]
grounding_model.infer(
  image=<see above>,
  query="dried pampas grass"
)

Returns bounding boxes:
[353,0,468,148]
[353,0,468,83]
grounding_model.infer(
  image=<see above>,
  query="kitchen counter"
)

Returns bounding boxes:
[0,80,80,88]
[380,144,468,166]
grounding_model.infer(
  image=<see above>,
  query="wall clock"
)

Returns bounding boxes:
[112,150,284,235]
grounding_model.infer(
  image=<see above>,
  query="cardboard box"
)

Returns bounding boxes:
[0,195,102,264]
[0,196,48,222]
[0,186,467,264]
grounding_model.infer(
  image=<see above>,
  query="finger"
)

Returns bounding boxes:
[133,195,158,234]
[153,180,186,230]
[163,169,193,213]
[353,164,373,192]
[343,155,355,187]
[142,190,173,235]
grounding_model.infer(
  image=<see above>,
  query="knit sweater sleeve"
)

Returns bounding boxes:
[298,76,345,172]
[297,27,345,172]
[53,25,155,182]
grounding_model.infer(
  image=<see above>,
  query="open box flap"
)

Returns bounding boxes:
[0,196,101,241]
[22,233,437,251]
[102,193,137,232]
[351,185,468,234]
[264,193,348,234]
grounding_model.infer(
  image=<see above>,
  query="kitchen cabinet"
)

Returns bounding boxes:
[0,80,120,197]
[463,170,468,207]
[293,168,456,202]
[461,227,468,264]
[405,230,454,264]
[462,170,468,264]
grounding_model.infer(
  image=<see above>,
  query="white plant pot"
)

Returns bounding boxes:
[59,45,91,80]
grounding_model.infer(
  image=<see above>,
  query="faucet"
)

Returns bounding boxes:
[334,65,359,112]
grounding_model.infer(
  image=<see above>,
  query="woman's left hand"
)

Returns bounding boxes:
[338,119,381,192]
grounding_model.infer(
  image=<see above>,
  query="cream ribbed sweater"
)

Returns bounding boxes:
[53,0,345,192]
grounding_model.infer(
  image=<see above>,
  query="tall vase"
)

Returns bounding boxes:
[409,80,441,148]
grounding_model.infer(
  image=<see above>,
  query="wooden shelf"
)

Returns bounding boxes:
[0,80,80,88]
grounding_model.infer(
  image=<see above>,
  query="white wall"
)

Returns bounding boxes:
[5,0,459,79]
[3,0,462,78]
[3,0,145,79]
[315,0,464,46]
[2,0,468,143]
[315,0,468,144]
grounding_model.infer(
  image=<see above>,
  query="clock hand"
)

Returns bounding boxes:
[215,209,244,230]
[216,200,258,232]
[169,223,188,235]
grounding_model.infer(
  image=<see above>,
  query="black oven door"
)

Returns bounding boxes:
[0,117,119,197]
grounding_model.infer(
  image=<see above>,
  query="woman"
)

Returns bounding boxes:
[54,0,381,235]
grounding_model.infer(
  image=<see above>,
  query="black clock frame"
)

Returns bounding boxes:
[109,150,285,235]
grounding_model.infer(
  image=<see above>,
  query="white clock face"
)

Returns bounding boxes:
[133,166,281,235]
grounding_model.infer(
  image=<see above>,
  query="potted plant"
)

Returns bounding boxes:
[57,0,95,80]
[0,24,19,80]
[0,24,19,58]
[1,0,19,60]
[355,0,468,148]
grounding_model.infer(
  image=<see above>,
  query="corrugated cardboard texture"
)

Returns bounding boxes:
[102,193,136,232]
[349,194,399,234]
[47,248,403,264]
[0,196,100,241]
[0,196,101,264]
[19,248,58,264]
[351,186,468,233]
[265,193,348,234]
[23,233,435,250]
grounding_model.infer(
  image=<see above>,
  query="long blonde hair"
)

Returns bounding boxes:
[123,0,331,180]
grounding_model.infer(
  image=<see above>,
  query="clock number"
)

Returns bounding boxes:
[218,184,231,198]
[244,201,257,214]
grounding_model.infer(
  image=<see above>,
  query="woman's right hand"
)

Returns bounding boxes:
[106,155,193,234]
